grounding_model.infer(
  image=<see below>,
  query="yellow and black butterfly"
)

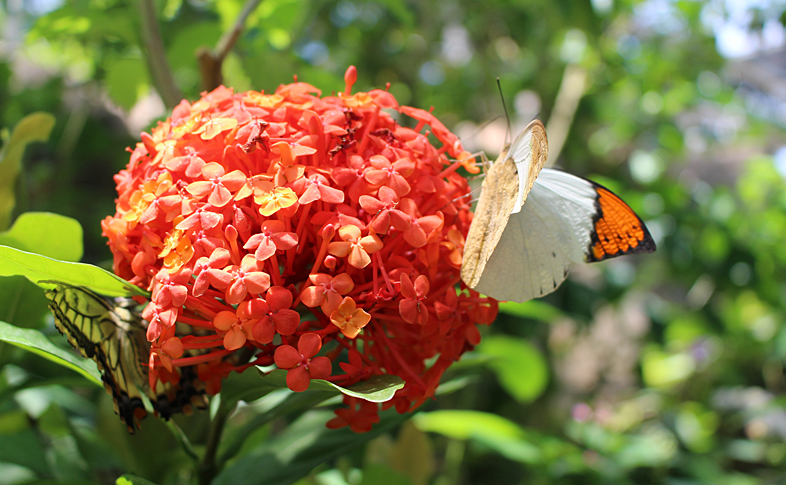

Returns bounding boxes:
[44,283,208,432]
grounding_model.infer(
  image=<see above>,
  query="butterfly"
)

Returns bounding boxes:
[44,283,208,432]
[461,120,656,303]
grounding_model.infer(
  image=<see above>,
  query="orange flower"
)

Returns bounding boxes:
[330,297,371,338]
[327,225,383,268]
[102,66,498,433]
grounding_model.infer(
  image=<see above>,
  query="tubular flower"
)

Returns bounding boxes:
[101,66,498,433]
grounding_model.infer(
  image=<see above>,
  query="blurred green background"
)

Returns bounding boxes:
[3,0,786,484]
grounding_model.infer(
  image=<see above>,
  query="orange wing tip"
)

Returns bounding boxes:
[587,186,656,263]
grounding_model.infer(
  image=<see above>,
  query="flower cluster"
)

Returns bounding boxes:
[102,66,498,431]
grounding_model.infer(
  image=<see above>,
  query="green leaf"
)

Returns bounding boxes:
[0,275,50,328]
[0,427,51,475]
[0,113,56,231]
[116,475,160,485]
[0,212,83,261]
[220,369,404,414]
[413,410,542,463]
[0,320,102,385]
[309,374,406,403]
[214,410,410,485]
[0,245,148,298]
[218,369,288,414]
[499,300,563,322]
[0,213,85,328]
[414,410,524,440]
[477,336,549,403]
[104,57,149,110]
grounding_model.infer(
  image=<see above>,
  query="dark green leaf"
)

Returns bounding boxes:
[214,410,410,485]
[0,275,50,328]
[0,427,51,475]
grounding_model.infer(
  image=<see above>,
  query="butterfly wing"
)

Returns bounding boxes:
[45,284,208,432]
[471,168,655,303]
[45,285,150,431]
[462,120,549,288]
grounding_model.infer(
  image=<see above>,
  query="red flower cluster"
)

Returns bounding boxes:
[102,66,498,431]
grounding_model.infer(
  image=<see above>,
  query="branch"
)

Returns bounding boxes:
[137,0,183,109]
[545,64,589,167]
[198,0,264,91]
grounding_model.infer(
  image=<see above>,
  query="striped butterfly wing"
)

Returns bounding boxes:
[45,284,207,432]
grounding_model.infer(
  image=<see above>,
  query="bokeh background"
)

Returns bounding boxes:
[3,0,786,484]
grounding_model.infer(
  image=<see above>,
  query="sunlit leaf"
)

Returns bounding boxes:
[0,113,56,231]
[116,475,161,485]
[477,336,548,403]
[499,300,563,322]
[0,245,148,298]
[0,212,83,261]
[413,410,541,463]
[104,57,149,110]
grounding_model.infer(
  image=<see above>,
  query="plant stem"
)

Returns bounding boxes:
[198,0,264,91]
[545,63,588,167]
[137,0,183,109]
[198,404,234,485]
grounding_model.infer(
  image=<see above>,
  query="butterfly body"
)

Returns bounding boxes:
[461,121,655,303]
[45,284,207,432]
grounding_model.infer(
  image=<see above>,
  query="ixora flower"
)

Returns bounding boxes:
[102,66,498,432]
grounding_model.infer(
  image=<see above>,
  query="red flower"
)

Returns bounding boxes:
[101,66,498,432]
[238,286,300,344]
[301,273,354,315]
[399,273,430,325]
[359,186,411,235]
[274,333,332,392]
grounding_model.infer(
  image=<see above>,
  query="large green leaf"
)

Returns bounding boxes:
[0,213,85,328]
[0,245,148,298]
[0,212,83,262]
[0,320,101,385]
[0,113,56,231]
[477,335,549,403]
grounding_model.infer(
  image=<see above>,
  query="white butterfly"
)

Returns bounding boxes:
[461,120,656,303]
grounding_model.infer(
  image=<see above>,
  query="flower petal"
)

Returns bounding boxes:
[274,344,302,369]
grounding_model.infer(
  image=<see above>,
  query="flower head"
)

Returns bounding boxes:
[102,66,498,432]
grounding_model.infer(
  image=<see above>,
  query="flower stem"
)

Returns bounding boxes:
[198,402,234,485]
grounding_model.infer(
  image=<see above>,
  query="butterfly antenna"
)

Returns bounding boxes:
[497,78,512,145]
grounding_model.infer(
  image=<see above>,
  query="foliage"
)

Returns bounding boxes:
[1,0,785,484]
